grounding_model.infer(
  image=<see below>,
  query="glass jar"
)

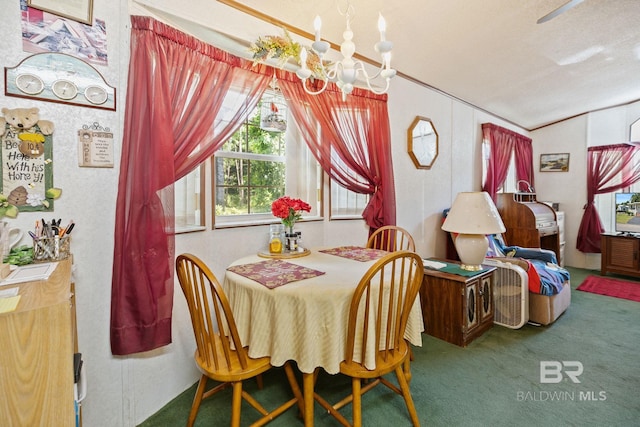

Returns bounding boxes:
[269,224,284,253]
[286,233,298,252]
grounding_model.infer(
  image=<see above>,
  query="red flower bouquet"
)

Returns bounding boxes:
[271,196,311,231]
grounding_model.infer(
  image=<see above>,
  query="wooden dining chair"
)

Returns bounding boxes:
[313,250,424,427]
[366,225,416,252]
[175,253,303,427]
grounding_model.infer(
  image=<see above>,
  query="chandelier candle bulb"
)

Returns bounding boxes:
[299,48,307,67]
[293,4,396,98]
[314,15,321,42]
[378,13,386,41]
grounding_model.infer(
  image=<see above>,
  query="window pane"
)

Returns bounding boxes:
[175,166,204,230]
[331,181,369,217]
[248,159,285,186]
[215,186,248,215]
[222,128,247,152]
[216,157,248,186]
[214,89,321,226]
[251,187,284,214]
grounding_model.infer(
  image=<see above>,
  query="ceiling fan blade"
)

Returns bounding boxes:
[537,0,584,24]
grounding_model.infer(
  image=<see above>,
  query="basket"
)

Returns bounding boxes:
[33,236,71,262]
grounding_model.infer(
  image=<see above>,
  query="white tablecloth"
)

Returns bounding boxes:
[223,248,424,375]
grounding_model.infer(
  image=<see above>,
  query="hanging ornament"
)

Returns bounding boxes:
[260,75,287,133]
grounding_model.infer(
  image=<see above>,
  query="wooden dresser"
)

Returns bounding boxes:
[496,193,561,264]
[601,233,640,278]
[0,259,77,426]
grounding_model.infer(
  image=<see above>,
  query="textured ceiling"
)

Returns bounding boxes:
[217,0,640,130]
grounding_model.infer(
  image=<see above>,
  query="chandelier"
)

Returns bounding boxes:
[295,3,396,100]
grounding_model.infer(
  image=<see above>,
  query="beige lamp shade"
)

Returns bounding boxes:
[442,192,506,270]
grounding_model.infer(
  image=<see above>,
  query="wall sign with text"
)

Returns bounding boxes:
[1,126,55,212]
[78,122,114,168]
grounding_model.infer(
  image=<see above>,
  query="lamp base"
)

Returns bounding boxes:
[459,263,484,272]
[453,233,489,272]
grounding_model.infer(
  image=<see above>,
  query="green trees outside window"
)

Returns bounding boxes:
[215,97,286,216]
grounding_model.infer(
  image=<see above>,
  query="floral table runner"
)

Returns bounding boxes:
[319,246,389,262]
[227,259,325,289]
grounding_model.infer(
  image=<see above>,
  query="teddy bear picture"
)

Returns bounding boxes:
[0,107,54,157]
[0,106,61,217]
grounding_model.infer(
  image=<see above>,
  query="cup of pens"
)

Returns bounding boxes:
[31,219,74,262]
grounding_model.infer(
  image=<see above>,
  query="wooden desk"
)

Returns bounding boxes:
[224,248,424,426]
[421,261,495,347]
[0,259,77,426]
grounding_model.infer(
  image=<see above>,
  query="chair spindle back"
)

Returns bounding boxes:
[367,225,416,252]
[176,253,249,372]
[345,251,423,366]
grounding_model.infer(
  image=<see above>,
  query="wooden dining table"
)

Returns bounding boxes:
[223,246,424,426]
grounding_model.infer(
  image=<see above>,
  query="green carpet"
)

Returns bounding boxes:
[139,267,640,426]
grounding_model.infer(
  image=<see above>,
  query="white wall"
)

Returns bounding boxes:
[5,0,634,425]
[0,0,128,425]
[531,100,640,270]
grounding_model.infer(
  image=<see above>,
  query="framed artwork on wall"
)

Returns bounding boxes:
[540,153,570,172]
[27,0,93,25]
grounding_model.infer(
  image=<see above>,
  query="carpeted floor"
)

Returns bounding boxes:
[139,267,640,426]
[577,274,640,302]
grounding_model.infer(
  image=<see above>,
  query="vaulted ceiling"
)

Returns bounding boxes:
[212,0,640,131]
[219,0,640,129]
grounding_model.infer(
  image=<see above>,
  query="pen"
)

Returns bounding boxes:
[62,222,75,236]
[60,220,73,237]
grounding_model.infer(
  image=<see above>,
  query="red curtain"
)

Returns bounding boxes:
[112,17,397,354]
[278,77,396,229]
[111,16,270,355]
[481,123,534,200]
[576,143,640,253]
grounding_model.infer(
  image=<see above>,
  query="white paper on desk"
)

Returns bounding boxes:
[0,262,58,286]
[0,287,19,297]
[423,259,446,269]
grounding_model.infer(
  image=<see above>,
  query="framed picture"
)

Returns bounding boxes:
[540,153,570,172]
[27,0,93,25]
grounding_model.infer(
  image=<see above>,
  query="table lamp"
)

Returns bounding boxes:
[442,191,506,271]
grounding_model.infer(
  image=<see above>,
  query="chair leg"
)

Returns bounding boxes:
[283,362,305,417]
[187,375,208,427]
[231,381,243,427]
[395,366,420,427]
[352,377,362,427]
[256,374,264,390]
[404,356,412,383]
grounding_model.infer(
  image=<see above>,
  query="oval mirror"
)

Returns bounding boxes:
[408,116,438,169]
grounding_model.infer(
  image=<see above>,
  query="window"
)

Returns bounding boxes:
[330,181,369,218]
[328,107,370,218]
[213,90,321,226]
[175,166,205,232]
[175,90,372,230]
[481,138,516,194]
